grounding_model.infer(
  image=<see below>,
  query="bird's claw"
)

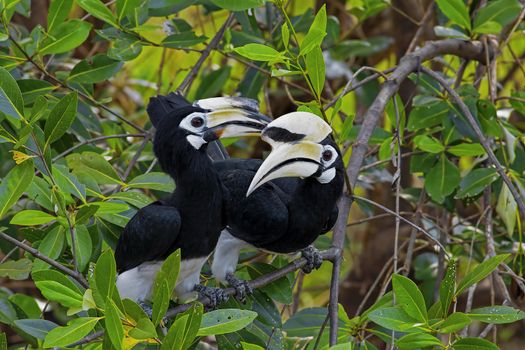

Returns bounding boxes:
[138,300,153,318]
[226,273,253,303]
[301,245,323,273]
[138,300,168,326]
[194,284,229,310]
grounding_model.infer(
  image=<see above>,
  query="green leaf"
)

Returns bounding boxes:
[128,317,157,339]
[447,143,486,156]
[468,305,525,324]
[162,31,207,48]
[0,66,24,127]
[456,254,510,295]
[197,309,258,336]
[473,0,522,34]
[0,161,34,219]
[437,312,471,333]
[407,101,448,131]
[18,79,55,105]
[39,20,92,54]
[0,258,32,280]
[68,54,123,83]
[242,342,265,350]
[47,0,73,33]
[10,210,56,226]
[67,152,123,185]
[496,183,517,236]
[210,0,265,11]
[76,0,118,26]
[396,332,442,349]
[94,250,117,307]
[13,319,58,340]
[105,298,124,350]
[127,172,174,192]
[452,338,499,350]
[434,25,469,39]
[435,0,471,30]
[455,168,499,199]
[151,279,169,326]
[413,135,445,153]
[473,21,502,34]
[162,303,203,350]
[163,314,188,349]
[425,155,460,203]
[75,225,93,272]
[234,43,283,62]
[440,260,456,316]
[44,317,100,348]
[305,46,325,98]
[247,263,292,305]
[116,0,143,21]
[156,249,181,294]
[300,4,327,55]
[282,23,290,49]
[33,226,65,271]
[44,92,78,145]
[194,66,231,99]
[109,191,152,208]
[34,280,83,308]
[53,165,86,203]
[392,274,427,323]
[368,306,423,332]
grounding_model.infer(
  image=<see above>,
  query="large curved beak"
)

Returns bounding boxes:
[246,141,323,196]
[206,109,272,138]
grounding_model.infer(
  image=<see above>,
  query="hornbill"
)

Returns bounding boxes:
[211,112,344,299]
[115,93,270,307]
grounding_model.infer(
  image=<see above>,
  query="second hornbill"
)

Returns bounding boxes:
[211,112,344,299]
[115,93,270,307]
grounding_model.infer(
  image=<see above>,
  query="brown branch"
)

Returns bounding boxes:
[72,248,339,347]
[0,231,89,289]
[327,38,492,345]
[177,14,235,94]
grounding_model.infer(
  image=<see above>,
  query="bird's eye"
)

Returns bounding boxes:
[322,150,333,162]
[191,117,204,128]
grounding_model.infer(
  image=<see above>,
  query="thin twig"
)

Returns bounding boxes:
[177,14,235,94]
[0,231,89,288]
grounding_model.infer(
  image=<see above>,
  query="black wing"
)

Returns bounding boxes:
[321,205,339,234]
[115,202,181,273]
[214,159,291,247]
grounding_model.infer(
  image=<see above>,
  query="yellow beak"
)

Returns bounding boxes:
[206,108,271,138]
[246,141,323,196]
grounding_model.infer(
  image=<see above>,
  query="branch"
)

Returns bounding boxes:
[327,38,492,345]
[72,249,339,347]
[177,13,235,94]
[0,231,89,289]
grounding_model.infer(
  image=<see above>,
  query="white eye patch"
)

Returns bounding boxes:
[321,145,337,168]
[180,112,207,133]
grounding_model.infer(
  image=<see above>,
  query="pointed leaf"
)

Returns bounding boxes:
[392,274,427,323]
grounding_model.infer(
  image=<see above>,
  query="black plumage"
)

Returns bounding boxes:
[115,93,269,305]
[211,113,344,299]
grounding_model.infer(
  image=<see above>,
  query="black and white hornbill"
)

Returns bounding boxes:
[211,112,344,299]
[115,93,270,306]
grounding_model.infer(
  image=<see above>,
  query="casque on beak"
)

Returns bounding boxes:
[206,108,272,138]
[246,141,323,196]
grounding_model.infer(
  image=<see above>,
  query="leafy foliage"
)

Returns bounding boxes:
[1,0,525,349]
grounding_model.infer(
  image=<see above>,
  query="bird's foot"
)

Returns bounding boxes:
[138,300,168,326]
[194,284,229,310]
[138,300,153,318]
[301,245,323,273]
[226,273,253,303]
